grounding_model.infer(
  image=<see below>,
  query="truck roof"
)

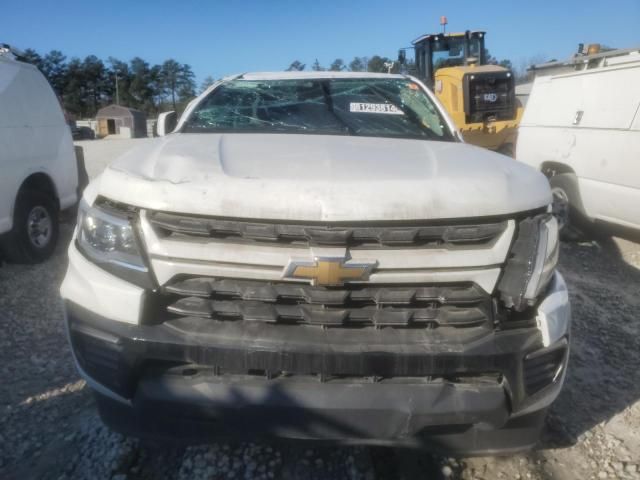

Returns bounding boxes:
[528,46,640,73]
[0,43,25,58]
[238,71,407,81]
[0,44,38,70]
[412,31,486,45]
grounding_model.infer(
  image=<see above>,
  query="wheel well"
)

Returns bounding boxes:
[540,162,575,178]
[19,173,59,210]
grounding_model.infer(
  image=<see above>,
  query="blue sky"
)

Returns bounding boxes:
[2,0,639,84]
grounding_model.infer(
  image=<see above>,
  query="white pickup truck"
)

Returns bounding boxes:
[61,72,570,454]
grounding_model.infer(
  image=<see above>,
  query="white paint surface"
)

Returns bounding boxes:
[0,56,78,233]
[60,241,145,324]
[517,56,640,229]
[536,272,571,347]
[89,133,550,222]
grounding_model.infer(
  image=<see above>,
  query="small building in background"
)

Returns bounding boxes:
[95,105,147,138]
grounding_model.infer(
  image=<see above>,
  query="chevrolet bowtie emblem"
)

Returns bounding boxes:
[283,256,377,286]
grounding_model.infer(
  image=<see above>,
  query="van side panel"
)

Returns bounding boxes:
[576,66,640,130]
[521,65,640,130]
[518,126,640,226]
[579,177,640,230]
[0,59,77,234]
[517,62,640,229]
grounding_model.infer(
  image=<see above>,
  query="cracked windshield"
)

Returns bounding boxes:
[183,78,453,140]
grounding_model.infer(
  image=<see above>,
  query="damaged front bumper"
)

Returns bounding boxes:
[63,272,570,454]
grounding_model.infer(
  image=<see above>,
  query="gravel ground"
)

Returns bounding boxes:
[1,138,639,479]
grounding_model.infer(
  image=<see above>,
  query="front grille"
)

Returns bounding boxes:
[148,211,507,248]
[163,277,492,328]
[523,343,567,395]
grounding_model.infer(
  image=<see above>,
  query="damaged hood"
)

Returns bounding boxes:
[95,133,551,221]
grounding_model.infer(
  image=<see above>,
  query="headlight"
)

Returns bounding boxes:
[524,215,559,299]
[498,214,559,311]
[76,199,152,287]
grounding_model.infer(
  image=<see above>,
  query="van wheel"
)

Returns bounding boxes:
[1,190,59,263]
[547,173,589,241]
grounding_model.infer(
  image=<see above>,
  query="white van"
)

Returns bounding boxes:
[517,49,640,233]
[0,45,82,263]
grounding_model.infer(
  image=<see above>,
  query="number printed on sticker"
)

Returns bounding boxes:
[349,103,404,115]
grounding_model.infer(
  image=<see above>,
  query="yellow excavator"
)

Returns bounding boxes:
[399,29,522,155]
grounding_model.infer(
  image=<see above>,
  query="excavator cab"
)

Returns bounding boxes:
[414,31,487,85]
[400,31,521,154]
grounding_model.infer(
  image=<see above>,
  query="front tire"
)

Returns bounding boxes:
[1,190,59,263]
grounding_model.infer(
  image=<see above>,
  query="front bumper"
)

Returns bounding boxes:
[62,267,570,454]
[93,365,549,454]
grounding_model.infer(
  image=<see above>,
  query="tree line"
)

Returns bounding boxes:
[20,48,522,120]
[288,51,522,80]
[20,49,198,119]
[287,56,400,73]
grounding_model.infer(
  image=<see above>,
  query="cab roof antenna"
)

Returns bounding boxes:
[440,16,448,34]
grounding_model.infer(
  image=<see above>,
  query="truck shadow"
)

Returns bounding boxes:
[540,229,640,449]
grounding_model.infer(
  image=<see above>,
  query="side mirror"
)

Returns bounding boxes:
[157,111,177,137]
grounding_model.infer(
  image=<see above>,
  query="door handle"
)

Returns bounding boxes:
[573,110,584,125]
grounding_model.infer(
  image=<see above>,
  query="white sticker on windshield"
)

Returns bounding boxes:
[349,103,404,115]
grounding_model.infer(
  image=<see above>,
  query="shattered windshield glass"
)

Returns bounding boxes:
[182,78,455,141]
